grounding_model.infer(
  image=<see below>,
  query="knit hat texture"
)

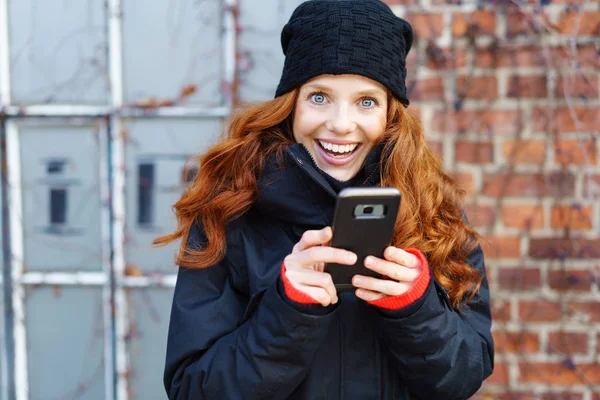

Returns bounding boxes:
[275,0,414,105]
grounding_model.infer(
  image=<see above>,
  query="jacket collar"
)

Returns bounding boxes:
[254,142,385,227]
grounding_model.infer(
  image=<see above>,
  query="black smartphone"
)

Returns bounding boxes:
[326,187,401,291]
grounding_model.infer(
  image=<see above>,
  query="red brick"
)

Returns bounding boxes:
[496,393,536,400]
[482,172,576,197]
[574,44,600,68]
[481,235,521,258]
[405,13,444,38]
[529,238,600,259]
[476,45,545,68]
[556,75,599,99]
[427,140,443,159]
[557,11,600,36]
[493,330,540,353]
[548,269,593,291]
[548,331,589,355]
[554,139,597,166]
[451,171,475,195]
[497,267,541,290]
[409,77,444,102]
[406,48,417,75]
[426,44,467,70]
[455,141,493,163]
[532,107,599,134]
[463,203,495,228]
[492,299,511,322]
[518,362,600,385]
[502,204,544,230]
[541,393,584,400]
[507,10,550,36]
[507,75,547,98]
[519,300,562,322]
[452,11,496,36]
[502,140,546,164]
[551,205,593,229]
[583,175,600,198]
[457,75,498,100]
[431,109,523,136]
[383,0,417,4]
[568,302,600,323]
[487,362,509,385]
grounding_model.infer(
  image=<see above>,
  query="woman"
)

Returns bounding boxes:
[157,1,494,399]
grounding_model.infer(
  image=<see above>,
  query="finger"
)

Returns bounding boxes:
[383,247,421,269]
[352,275,411,297]
[364,256,420,283]
[295,284,336,307]
[292,246,357,268]
[285,269,338,302]
[293,227,333,253]
[355,288,386,302]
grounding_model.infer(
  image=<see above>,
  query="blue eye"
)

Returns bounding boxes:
[361,98,376,108]
[311,93,326,104]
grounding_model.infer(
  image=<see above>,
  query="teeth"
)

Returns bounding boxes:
[318,140,358,154]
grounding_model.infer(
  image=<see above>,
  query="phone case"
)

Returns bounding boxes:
[326,187,401,291]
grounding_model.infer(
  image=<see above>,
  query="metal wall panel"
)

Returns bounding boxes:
[9,0,108,104]
[18,122,103,271]
[122,0,224,106]
[123,118,223,274]
[25,286,105,400]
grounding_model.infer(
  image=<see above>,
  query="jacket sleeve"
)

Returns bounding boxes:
[373,244,494,400]
[163,224,337,400]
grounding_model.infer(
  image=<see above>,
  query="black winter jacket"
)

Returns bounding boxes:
[164,144,494,399]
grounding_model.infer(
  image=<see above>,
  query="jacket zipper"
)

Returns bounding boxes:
[288,148,338,198]
[288,147,380,196]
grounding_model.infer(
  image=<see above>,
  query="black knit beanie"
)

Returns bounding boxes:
[275,0,414,106]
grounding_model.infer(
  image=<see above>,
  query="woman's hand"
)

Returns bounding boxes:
[352,246,423,302]
[283,227,357,307]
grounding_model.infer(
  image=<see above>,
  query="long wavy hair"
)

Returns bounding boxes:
[155,89,482,308]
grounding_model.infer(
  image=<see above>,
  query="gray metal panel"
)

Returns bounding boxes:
[126,288,173,400]
[238,0,304,102]
[122,0,224,106]
[124,118,223,273]
[25,286,105,400]
[19,122,103,271]
[9,0,108,104]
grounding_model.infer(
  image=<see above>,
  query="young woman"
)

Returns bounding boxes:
[157,1,494,399]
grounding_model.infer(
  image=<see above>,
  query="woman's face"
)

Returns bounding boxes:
[293,74,388,181]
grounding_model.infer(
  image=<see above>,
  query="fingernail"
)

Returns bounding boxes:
[353,277,362,285]
[365,257,373,266]
[347,253,357,263]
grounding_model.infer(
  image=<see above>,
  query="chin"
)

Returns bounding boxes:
[327,169,356,182]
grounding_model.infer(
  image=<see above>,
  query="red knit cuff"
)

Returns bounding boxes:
[280,264,319,305]
[368,248,431,310]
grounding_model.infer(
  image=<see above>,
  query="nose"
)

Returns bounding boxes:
[326,105,357,135]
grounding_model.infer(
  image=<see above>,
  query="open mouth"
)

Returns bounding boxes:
[316,139,361,159]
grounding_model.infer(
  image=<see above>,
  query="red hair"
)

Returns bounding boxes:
[155,90,482,307]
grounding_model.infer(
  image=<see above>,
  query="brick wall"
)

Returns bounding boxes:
[384,0,600,398]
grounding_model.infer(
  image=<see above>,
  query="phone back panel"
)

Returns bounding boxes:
[327,188,401,291]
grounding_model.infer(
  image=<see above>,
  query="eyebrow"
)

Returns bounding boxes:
[303,85,386,98]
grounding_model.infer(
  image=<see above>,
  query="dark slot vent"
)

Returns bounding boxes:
[47,160,66,174]
[182,166,198,184]
[50,188,67,224]
[138,163,155,225]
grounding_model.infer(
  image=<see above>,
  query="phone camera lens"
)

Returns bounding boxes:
[364,206,374,214]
